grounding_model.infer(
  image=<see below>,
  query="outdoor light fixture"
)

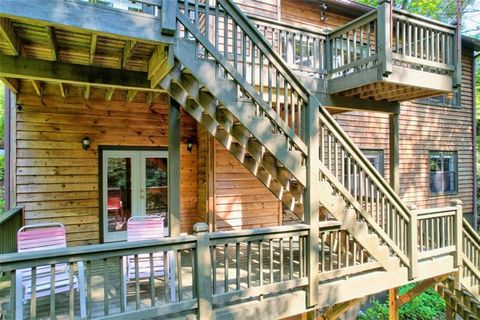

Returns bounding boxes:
[187,139,194,153]
[82,136,91,150]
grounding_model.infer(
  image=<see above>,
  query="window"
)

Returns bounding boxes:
[417,90,460,108]
[429,151,457,195]
[362,149,384,176]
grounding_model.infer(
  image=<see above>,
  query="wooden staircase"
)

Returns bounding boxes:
[156,0,480,316]
[436,278,480,320]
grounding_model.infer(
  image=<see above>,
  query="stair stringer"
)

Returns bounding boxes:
[173,38,307,186]
[160,60,303,213]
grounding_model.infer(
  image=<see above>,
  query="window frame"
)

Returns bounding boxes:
[360,149,385,177]
[428,150,458,196]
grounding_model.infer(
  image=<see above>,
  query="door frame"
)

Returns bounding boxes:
[98,146,168,243]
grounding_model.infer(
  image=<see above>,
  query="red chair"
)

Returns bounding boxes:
[107,197,124,223]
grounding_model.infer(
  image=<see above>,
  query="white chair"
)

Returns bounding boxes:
[16,223,86,319]
[123,216,176,305]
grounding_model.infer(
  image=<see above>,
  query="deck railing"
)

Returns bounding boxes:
[318,227,382,281]
[327,11,378,78]
[250,16,327,78]
[415,204,461,261]
[0,207,24,255]
[0,223,352,319]
[392,9,456,76]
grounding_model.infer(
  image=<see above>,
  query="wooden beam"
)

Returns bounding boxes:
[105,87,115,101]
[0,0,174,45]
[0,18,18,55]
[46,26,58,61]
[122,40,137,69]
[168,98,181,237]
[126,90,137,102]
[0,77,18,93]
[0,54,164,92]
[319,299,362,319]
[31,80,43,96]
[58,82,66,98]
[319,94,400,114]
[389,113,399,194]
[89,34,97,65]
[396,274,451,308]
[84,85,90,100]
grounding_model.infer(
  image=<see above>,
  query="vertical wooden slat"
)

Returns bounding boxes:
[247,241,252,287]
[69,263,74,319]
[259,241,264,286]
[269,239,274,284]
[224,244,229,293]
[211,245,217,294]
[50,264,55,319]
[134,255,140,310]
[236,243,240,290]
[31,267,37,320]
[177,250,183,300]
[149,253,155,307]
[119,257,125,312]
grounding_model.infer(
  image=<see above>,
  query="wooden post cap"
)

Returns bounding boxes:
[193,222,209,234]
[450,199,463,206]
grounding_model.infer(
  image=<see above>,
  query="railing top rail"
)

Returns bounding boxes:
[0,235,197,270]
[209,224,310,240]
[392,8,456,32]
[416,206,457,218]
[463,218,480,243]
[328,10,377,39]
[0,206,23,227]
[249,15,327,38]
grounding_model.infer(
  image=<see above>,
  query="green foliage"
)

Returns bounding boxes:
[354,0,474,24]
[359,284,446,320]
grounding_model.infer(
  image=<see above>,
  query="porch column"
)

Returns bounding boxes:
[169,98,181,237]
[389,112,400,194]
[305,96,320,311]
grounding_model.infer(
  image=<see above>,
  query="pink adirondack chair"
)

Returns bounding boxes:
[16,223,86,319]
[123,216,176,304]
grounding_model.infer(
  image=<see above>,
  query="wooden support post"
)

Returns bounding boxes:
[445,305,455,320]
[207,134,215,232]
[451,199,463,290]
[305,96,320,308]
[193,222,213,319]
[161,0,177,36]
[389,113,399,194]
[453,0,462,88]
[389,287,399,320]
[378,0,393,76]
[169,98,181,237]
[406,203,418,279]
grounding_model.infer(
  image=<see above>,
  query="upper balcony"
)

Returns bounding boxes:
[0,0,460,104]
[250,3,460,103]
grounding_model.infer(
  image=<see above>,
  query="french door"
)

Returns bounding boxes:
[102,150,168,242]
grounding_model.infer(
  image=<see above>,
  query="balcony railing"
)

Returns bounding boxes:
[0,209,466,320]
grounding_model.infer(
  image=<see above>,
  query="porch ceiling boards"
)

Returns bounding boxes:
[0,0,172,96]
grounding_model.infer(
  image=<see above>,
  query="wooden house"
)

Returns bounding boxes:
[0,0,479,318]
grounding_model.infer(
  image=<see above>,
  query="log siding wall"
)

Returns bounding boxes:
[14,81,198,245]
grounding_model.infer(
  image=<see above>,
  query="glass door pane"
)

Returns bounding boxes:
[106,157,132,233]
[142,156,168,228]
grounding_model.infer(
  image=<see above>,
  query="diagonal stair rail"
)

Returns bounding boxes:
[173,0,413,272]
[461,219,480,297]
